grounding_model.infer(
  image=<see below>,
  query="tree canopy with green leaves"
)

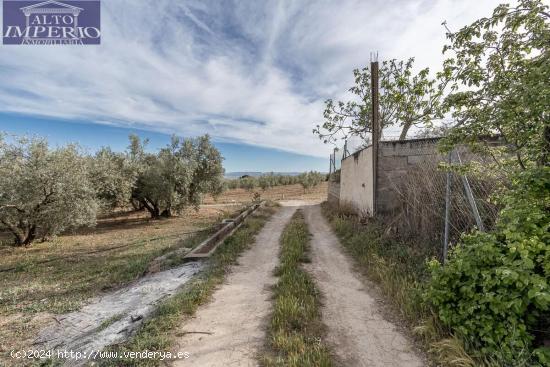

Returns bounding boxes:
[313,58,444,145]
[130,134,224,218]
[440,0,550,169]
[428,2,550,364]
[0,132,226,245]
[87,147,136,210]
[0,136,97,246]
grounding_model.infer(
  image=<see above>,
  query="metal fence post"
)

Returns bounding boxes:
[335,147,339,171]
[344,140,348,158]
[443,151,452,264]
[457,151,485,232]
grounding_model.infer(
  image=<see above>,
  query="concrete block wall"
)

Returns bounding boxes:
[331,137,443,216]
[377,138,443,213]
[329,136,504,216]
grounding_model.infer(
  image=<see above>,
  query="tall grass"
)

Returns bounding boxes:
[321,202,482,367]
[262,210,332,367]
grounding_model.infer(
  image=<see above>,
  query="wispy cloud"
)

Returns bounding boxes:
[0,0,502,157]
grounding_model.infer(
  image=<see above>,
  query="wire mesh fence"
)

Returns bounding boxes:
[384,150,503,259]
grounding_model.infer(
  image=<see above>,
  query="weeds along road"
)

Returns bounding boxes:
[172,205,298,367]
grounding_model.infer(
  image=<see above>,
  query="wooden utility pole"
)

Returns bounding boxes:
[371,59,380,216]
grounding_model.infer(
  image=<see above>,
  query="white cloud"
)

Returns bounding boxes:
[0,0,503,157]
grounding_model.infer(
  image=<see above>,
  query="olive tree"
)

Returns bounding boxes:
[298,171,324,192]
[239,176,257,191]
[258,175,271,191]
[313,58,444,145]
[131,135,224,218]
[88,147,136,211]
[0,136,97,246]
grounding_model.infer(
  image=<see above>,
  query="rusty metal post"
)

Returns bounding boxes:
[344,140,348,158]
[371,59,380,216]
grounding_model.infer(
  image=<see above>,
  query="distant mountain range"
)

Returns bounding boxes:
[224,172,303,179]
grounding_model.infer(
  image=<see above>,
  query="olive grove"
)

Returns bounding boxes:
[130,134,224,218]
[225,172,325,192]
[0,133,225,245]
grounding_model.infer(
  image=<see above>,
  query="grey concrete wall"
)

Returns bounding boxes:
[327,180,341,204]
[333,137,503,216]
[339,147,374,215]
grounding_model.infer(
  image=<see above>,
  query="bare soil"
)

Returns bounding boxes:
[203,182,328,205]
[172,206,297,367]
[303,205,424,367]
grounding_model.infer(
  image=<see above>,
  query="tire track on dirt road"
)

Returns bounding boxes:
[303,204,424,367]
[172,205,297,367]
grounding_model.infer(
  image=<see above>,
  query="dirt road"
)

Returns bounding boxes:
[30,200,424,367]
[303,204,424,367]
[172,206,296,367]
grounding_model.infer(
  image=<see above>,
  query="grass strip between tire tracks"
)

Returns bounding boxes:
[261,209,333,367]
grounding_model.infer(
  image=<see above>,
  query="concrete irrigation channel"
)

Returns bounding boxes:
[33,203,262,366]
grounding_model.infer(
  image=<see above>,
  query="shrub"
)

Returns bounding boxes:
[239,176,257,191]
[427,167,550,365]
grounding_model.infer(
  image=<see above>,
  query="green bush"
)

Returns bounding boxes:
[427,167,550,366]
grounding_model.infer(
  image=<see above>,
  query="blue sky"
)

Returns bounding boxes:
[0,112,326,172]
[0,0,502,172]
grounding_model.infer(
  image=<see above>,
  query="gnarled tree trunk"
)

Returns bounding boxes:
[1,220,36,246]
[141,198,161,219]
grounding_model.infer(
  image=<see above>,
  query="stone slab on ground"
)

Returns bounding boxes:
[34,261,204,366]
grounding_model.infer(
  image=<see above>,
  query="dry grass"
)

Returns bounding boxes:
[203,182,328,204]
[0,205,244,363]
[0,183,322,363]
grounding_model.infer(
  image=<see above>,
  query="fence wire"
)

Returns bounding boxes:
[384,151,503,259]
